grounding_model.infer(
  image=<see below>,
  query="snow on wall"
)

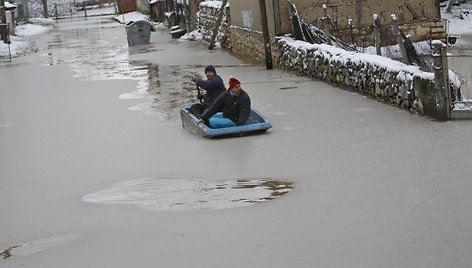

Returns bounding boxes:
[276,36,443,117]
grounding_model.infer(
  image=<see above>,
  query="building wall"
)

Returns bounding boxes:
[136,0,150,15]
[227,0,445,56]
[229,0,292,35]
[117,0,137,13]
[290,0,440,28]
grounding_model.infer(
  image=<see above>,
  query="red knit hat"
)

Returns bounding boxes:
[228,77,241,89]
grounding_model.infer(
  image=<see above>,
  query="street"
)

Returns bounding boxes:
[2,15,472,268]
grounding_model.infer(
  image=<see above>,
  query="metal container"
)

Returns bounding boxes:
[125,20,155,46]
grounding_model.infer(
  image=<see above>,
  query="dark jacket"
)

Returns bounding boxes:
[195,74,226,105]
[201,89,251,125]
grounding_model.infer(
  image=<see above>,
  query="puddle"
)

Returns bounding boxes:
[1,234,80,260]
[82,177,294,212]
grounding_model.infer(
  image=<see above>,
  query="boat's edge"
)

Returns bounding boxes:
[179,107,272,138]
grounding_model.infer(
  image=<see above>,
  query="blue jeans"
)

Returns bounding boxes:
[209,113,237,128]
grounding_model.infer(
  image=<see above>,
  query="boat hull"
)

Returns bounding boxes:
[180,107,272,138]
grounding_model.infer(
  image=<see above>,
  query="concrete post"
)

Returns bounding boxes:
[348,18,355,45]
[322,4,331,45]
[391,14,409,64]
[373,14,381,55]
[432,41,451,121]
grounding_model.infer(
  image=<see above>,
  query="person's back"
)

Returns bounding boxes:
[190,65,226,118]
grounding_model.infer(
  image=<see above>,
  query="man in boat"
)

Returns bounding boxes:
[190,65,226,118]
[197,77,251,128]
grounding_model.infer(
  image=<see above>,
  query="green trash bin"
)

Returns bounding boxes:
[125,20,155,46]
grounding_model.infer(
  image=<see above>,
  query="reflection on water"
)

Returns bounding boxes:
[82,177,294,212]
[117,62,200,120]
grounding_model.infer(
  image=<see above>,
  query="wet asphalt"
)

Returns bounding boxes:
[2,15,472,268]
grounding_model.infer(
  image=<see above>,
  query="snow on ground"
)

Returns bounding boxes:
[113,11,149,24]
[441,1,472,34]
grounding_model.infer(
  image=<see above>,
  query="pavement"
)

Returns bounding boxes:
[2,14,472,268]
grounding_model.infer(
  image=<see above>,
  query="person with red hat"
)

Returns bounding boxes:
[190,65,226,118]
[197,76,251,128]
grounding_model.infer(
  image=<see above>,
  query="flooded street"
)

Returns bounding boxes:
[2,15,472,268]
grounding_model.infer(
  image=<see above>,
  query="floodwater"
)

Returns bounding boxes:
[3,14,472,268]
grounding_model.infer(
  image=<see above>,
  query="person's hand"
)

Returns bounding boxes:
[197,119,204,125]
[197,93,204,100]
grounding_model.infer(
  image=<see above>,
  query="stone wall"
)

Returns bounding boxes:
[275,36,443,118]
[229,26,279,67]
[196,2,231,48]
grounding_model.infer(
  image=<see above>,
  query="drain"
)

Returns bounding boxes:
[82,177,294,212]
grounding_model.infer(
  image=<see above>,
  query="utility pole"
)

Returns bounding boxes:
[259,0,273,69]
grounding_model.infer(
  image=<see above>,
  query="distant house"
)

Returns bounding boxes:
[117,0,137,13]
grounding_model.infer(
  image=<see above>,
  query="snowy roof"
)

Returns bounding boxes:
[149,0,188,4]
[199,0,229,9]
[4,2,17,9]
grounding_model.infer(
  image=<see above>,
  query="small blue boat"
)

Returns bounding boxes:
[180,107,272,138]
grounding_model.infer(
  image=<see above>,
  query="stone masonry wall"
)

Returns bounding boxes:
[229,26,279,67]
[196,3,231,49]
[275,37,438,117]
